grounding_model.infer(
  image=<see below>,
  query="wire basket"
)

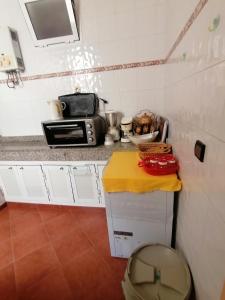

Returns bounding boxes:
[138,143,172,160]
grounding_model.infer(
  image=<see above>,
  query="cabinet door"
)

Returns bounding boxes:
[70,165,100,206]
[0,166,23,201]
[96,164,106,205]
[42,166,74,204]
[17,166,49,203]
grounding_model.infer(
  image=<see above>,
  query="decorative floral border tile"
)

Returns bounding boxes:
[0,0,208,85]
[0,59,165,84]
[165,0,208,62]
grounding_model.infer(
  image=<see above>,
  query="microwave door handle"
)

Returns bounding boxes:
[47,124,79,129]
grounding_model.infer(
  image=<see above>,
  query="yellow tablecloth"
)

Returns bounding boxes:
[103,151,182,193]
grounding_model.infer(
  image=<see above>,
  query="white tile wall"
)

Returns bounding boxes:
[0,0,166,136]
[165,0,199,51]
[165,1,225,299]
[166,0,225,85]
[0,1,224,298]
[0,64,166,136]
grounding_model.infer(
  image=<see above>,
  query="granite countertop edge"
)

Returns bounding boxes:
[0,136,136,161]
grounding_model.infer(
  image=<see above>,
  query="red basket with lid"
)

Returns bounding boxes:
[138,154,179,176]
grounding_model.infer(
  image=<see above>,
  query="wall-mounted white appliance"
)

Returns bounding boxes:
[19,0,79,47]
[0,26,25,72]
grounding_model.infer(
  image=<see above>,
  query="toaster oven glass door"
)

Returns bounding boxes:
[45,122,87,145]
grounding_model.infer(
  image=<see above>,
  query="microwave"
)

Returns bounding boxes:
[42,116,106,148]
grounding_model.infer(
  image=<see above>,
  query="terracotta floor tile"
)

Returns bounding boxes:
[0,203,126,300]
[106,258,127,282]
[73,206,106,215]
[62,248,101,288]
[18,267,73,300]
[96,276,125,300]
[52,228,93,266]
[0,264,17,300]
[0,206,10,225]
[8,203,38,221]
[0,220,11,242]
[93,238,127,281]
[70,280,124,300]
[10,210,42,237]
[44,212,78,241]
[81,215,108,245]
[70,207,106,224]
[0,239,13,270]
[93,235,112,260]
[12,224,49,261]
[14,244,60,293]
[37,204,69,222]
[63,248,124,300]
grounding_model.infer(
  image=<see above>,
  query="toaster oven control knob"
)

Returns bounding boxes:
[88,137,94,142]
[87,130,93,135]
[86,123,92,129]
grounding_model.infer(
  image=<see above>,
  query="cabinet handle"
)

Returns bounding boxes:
[8,167,13,170]
[60,167,64,170]
[20,167,24,170]
[73,167,77,170]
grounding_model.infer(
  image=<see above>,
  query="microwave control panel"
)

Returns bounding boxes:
[0,26,25,72]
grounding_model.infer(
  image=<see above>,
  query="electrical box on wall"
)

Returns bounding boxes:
[0,26,25,72]
[19,0,79,47]
[194,140,206,162]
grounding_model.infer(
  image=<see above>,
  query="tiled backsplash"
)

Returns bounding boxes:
[165,0,225,299]
[0,1,166,76]
[0,0,205,136]
[165,0,208,62]
[0,0,168,136]
[0,59,165,84]
[0,0,208,84]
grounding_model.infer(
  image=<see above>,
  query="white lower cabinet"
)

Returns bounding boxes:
[0,166,23,201]
[18,166,49,203]
[0,161,107,207]
[70,164,100,206]
[97,164,106,205]
[0,165,49,203]
[42,165,74,205]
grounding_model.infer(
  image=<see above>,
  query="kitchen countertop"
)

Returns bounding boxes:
[0,136,136,161]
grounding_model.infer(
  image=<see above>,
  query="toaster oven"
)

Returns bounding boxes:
[42,116,106,148]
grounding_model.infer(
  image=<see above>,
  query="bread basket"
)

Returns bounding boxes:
[138,143,172,160]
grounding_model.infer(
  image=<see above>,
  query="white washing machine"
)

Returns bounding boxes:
[105,191,174,258]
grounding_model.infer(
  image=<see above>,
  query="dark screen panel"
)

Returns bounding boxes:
[25,0,73,40]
